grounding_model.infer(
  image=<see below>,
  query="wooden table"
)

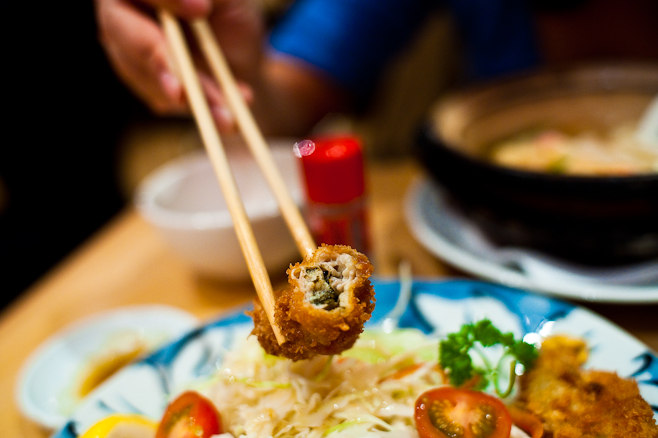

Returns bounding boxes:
[1,159,657,438]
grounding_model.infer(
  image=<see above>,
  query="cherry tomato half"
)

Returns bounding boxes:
[155,391,223,438]
[415,387,512,438]
[508,406,544,438]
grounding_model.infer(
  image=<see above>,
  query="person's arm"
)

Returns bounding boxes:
[250,56,349,136]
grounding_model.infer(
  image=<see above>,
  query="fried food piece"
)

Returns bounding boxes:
[248,244,375,361]
[515,335,658,438]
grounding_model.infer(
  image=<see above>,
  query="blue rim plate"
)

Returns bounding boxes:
[52,279,658,437]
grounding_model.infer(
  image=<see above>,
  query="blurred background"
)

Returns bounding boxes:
[1,0,458,311]
[2,0,657,310]
[2,1,147,309]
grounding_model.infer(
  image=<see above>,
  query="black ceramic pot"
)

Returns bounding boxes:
[416,63,658,266]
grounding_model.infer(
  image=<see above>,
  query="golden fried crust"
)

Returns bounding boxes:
[247,244,375,361]
[517,335,658,438]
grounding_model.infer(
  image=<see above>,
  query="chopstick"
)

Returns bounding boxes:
[190,19,316,259]
[159,10,285,344]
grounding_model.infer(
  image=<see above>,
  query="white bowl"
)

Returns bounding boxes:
[16,305,199,430]
[135,140,304,281]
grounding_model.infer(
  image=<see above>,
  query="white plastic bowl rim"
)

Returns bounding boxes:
[135,148,302,231]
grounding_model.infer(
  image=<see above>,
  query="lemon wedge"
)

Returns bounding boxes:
[79,414,157,438]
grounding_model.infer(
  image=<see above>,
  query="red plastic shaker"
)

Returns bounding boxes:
[299,134,372,256]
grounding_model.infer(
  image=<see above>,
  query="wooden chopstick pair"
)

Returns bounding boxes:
[159,10,316,344]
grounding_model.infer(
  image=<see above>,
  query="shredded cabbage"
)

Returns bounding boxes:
[202,329,442,438]
[201,328,530,438]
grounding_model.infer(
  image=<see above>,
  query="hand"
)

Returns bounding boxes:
[94,0,264,131]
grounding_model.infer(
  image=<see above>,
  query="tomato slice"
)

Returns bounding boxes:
[415,387,512,438]
[155,391,223,438]
[508,406,544,438]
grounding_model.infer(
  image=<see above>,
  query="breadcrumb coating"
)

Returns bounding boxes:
[516,335,658,438]
[248,244,375,361]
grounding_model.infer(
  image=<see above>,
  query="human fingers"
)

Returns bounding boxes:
[199,70,259,133]
[97,0,257,127]
[196,72,235,132]
[97,0,187,114]
[132,0,211,20]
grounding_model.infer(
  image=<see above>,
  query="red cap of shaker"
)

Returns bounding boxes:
[300,135,365,204]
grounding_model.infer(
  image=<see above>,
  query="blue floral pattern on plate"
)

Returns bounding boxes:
[53,279,658,437]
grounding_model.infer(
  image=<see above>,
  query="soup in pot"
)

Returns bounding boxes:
[488,125,658,176]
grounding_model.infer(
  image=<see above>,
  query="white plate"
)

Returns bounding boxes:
[17,305,199,430]
[404,176,658,304]
[51,279,657,437]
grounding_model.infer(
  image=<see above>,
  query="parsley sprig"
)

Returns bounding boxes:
[439,319,538,398]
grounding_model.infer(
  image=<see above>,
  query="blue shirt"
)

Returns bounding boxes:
[269,0,540,99]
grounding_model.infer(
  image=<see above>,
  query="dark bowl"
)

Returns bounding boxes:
[416,63,658,266]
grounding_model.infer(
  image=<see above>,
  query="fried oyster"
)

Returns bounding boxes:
[249,244,375,361]
[515,335,658,438]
